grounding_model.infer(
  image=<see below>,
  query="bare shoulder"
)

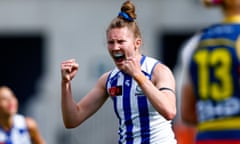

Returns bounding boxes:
[25,117,38,130]
[92,71,112,96]
[155,63,173,73]
[152,63,175,88]
[99,71,111,81]
[97,71,112,86]
[153,63,174,79]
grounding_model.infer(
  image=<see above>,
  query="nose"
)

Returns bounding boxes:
[110,42,120,50]
[113,43,119,50]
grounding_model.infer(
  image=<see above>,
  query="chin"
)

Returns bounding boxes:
[8,110,17,115]
[115,63,124,70]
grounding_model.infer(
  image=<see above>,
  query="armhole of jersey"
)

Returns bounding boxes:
[105,70,113,91]
[150,61,160,80]
[181,33,202,85]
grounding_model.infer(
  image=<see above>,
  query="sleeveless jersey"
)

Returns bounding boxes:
[189,23,240,143]
[106,55,176,144]
[0,114,31,144]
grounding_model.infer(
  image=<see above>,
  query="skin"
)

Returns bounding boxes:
[222,0,240,17]
[0,87,45,144]
[181,0,240,125]
[61,27,176,129]
[180,81,198,125]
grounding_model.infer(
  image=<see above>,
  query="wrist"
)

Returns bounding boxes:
[61,80,71,91]
[62,74,71,83]
[134,73,146,84]
[62,79,71,85]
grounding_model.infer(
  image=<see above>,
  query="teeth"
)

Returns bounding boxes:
[113,52,123,57]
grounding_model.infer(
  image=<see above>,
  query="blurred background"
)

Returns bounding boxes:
[0,0,223,143]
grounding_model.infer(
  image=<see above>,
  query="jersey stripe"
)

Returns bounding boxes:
[137,96,150,144]
[197,130,240,140]
[123,74,133,144]
[198,117,240,131]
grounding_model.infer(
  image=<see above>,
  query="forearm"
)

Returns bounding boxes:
[31,134,46,144]
[181,83,198,126]
[134,74,176,120]
[61,81,80,128]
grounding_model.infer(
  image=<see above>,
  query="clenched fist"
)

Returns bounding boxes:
[61,59,79,82]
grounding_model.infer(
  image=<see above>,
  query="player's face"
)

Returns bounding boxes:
[229,0,240,4]
[0,88,18,117]
[107,27,139,69]
[224,0,240,8]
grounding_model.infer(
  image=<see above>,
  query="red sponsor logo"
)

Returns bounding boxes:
[109,86,122,97]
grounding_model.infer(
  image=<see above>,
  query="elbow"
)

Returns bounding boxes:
[64,122,81,129]
[163,108,177,120]
[64,123,76,129]
[156,104,176,120]
[63,119,80,129]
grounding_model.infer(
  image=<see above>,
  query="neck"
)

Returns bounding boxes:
[224,12,240,18]
[0,116,13,131]
[137,53,143,61]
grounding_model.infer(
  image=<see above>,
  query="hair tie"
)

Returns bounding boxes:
[118,11,134,22]
[212,0,222,4]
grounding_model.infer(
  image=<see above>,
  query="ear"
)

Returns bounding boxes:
[134,38,142,49]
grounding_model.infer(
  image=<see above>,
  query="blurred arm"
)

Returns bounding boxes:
[26,117,46,144]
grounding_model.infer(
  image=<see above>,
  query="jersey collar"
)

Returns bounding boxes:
[223,15,240,23]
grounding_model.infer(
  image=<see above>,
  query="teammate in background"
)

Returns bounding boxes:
[0,86,45,144]
[180,0,240,144]
[61,1,177,143]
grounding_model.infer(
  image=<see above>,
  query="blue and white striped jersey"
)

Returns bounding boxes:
[0,114,31,144]
[106,55,176,144]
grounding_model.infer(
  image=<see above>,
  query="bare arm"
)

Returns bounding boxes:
[178,34,200,125]
[180,81,198,125]
[134,63,176,120]
[61,59,109,128]
[26,117,45,144]
[122,53,176,120]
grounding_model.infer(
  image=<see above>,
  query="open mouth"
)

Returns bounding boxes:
[113,52,125,63]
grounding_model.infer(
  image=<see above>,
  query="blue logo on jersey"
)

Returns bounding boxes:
[135,85,144,96]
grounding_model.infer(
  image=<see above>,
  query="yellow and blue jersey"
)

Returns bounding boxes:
[189,18,240,143]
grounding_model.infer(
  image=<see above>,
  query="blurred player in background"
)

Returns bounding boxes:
[0,86,45,144]
[180,0,240,144]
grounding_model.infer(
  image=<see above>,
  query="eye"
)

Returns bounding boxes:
[117,40,125,44]
[107,40,114,45]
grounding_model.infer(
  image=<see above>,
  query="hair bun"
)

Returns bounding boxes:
[118,1,136,21]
